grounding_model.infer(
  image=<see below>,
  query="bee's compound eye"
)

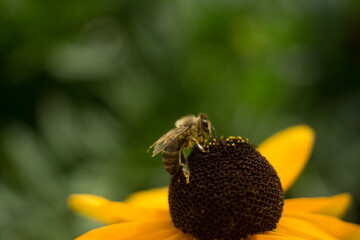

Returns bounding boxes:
[201,119,209,128]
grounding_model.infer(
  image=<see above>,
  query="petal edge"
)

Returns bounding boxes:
[69,194,170,224]
[75,221,179,240]
[125,187,169,210]
[283,211,360,240]
[283,193,352,217]
[258,125,315,192]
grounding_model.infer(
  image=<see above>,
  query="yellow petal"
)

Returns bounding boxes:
[258,125,315,192]
[68,194,170,224]
[76,221,181,240]
[164,233,194,240]
[284,211,360,240]
[276,216,338,240]
[250,231,306,240]
[284,193,352,217]
[125,187,169,210]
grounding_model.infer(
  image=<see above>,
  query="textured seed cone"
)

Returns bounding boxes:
[168,137,284,240]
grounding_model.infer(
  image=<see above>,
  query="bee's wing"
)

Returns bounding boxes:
[148,126,190,157]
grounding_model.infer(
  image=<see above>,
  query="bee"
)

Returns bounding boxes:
[148,113,215,184]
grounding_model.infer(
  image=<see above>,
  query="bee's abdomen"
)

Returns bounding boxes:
[162,142,180,176]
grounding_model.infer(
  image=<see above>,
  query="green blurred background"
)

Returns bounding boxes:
[0,0,359,239]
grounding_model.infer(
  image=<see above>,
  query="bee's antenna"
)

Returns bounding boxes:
[211,126,217,139]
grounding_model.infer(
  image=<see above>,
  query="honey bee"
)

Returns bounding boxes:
[148,113,215,184]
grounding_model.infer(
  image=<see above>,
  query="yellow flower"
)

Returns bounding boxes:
[69,125,360,240]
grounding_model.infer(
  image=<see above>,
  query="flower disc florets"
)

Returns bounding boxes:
[168,137,284,240]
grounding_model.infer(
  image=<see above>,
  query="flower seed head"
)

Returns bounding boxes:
[168,137,284,240]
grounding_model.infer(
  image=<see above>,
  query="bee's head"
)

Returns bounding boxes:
[198,113,214,137]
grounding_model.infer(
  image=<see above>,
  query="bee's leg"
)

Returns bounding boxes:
[190,136,209,153]
[179,147,190,184]
[147,141,156,153]
[197,133,206,144]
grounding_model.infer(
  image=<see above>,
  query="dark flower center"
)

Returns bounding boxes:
[168,137,284,240]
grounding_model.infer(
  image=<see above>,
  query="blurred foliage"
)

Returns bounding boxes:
[0,0,360,239]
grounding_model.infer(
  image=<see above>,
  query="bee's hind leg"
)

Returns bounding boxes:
[179,148,190,184]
